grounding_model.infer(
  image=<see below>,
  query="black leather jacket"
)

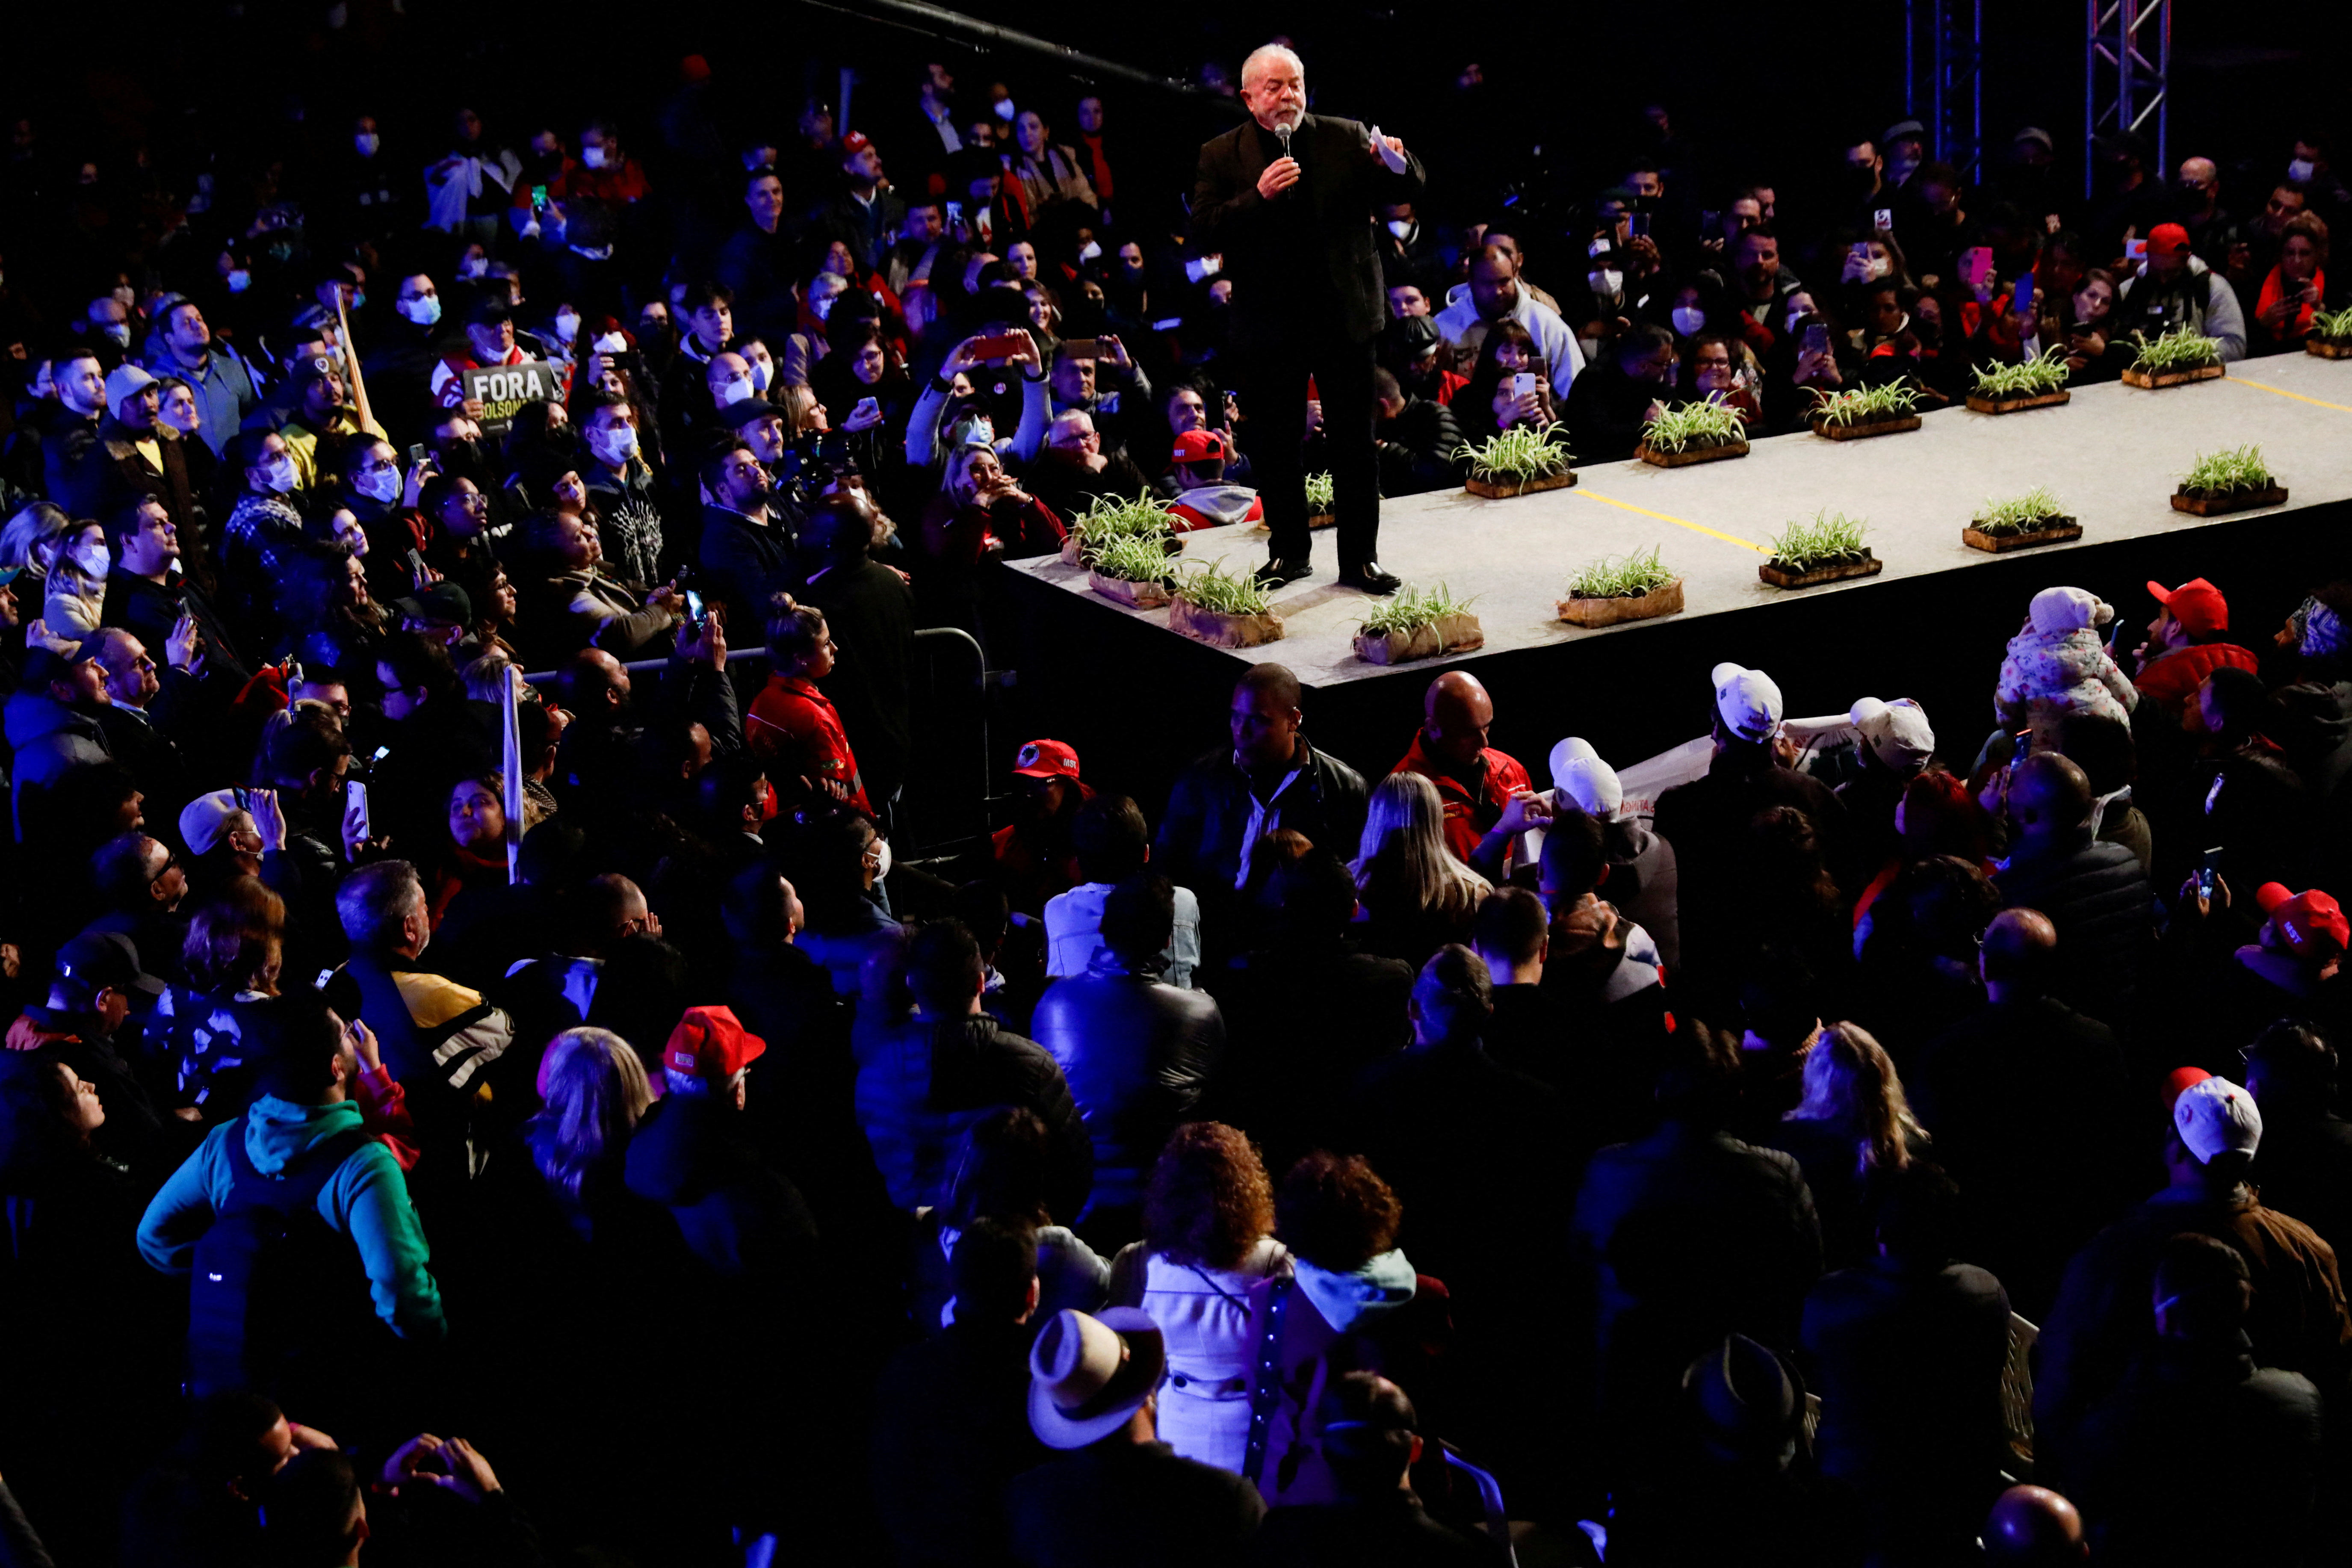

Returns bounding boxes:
[1030,954,1225,1217]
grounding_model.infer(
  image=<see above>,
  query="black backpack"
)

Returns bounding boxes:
[186,1121,373,1401]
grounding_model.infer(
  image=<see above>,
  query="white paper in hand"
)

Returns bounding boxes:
[1368,125,1408,175]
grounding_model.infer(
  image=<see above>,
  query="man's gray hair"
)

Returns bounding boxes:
[338,859,424,950]
[1241,44,1304,89]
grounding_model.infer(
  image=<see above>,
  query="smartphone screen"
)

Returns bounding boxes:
[531,184,548,211]
[1510,372,1536,398]
[407,443,427,466]
[2012,274,2036,319]
[1801,322,1830,358]
[1872,207,1893,231]
[684,588,705,623]
[1629,212,1652,238]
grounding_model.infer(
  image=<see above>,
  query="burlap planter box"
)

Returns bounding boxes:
[1059,535,1086,566]
[1352,625,1442,665]
[2307,340,2352,359]
[1962,518,2082,552]
[1169,599,1284,647]
[1965,390,2071,414]
[1558,579,1685,626]
[2121,362,2225,388]
[1811,414,1922,440]
[1088,570,1170,608]
[1464,470,1577,499]
[1432,612,1484,653]
[2171,486,2289,517]
[1636,439,1747,467]
[1760,553,1884,588]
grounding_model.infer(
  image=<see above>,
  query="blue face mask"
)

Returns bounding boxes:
[101,322,131,346]
[227,269,252,295]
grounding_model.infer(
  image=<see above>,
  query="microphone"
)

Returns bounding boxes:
[1275,124,1294,199]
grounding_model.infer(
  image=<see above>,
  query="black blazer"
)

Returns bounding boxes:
[1192,113,1426,350]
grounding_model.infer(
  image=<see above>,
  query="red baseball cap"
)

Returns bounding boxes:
[842,132,873,157]
[1012,738,1082,781]
[664,1006,768,1080]
[1170,428,1228,464]
[2256,882,2351,958]
[2148,576,2228,637]
[2147,222,2192,257]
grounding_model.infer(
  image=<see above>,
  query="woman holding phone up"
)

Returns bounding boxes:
[1452,320,1557,444]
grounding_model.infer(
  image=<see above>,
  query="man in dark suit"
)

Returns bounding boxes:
[1192,44,1424,595]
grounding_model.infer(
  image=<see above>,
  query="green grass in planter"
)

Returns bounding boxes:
[1069,491,1175,556]
[2129,325,2222,372]
[1358,582,1479,637]
[1565,545,1677,600]
[1641,400,1747,453]
[1173,558,1274,617]
[1302,472,1336,512]
[2181,445,2276,496]
[1811,379,1921,426]
[1973,485,2070,536]
[1090,533,1176,585]
[1971,348,2071,398]
[2314,304,2352,342]
[1766,510,1871,570]
[1451,425,1574,482]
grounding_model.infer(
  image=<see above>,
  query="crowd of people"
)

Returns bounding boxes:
[0,16,2346,1568]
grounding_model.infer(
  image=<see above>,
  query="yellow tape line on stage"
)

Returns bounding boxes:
[2222,375,2352,416]
[1572,486,1771,553]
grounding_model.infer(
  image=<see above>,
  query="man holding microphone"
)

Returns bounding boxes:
[1193,44,1424,594]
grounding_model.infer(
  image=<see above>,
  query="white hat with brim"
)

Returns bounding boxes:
[1711,661,1784,744]
[1028,1307,1166,1450]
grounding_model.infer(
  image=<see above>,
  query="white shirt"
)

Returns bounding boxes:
[1043,881,1202,988]
[1433,289,1587,399]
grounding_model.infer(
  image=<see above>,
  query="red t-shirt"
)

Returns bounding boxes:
[1393,731,1533,868]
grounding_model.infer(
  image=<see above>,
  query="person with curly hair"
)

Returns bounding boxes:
[1117,1121,1290,1472]
[1242,1152,1454,1506]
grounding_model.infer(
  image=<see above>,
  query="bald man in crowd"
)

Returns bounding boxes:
[1394,671,1546,880]
[1992,753,2151,1024]
[1912,907,2136,1319]
[1983,1486,2088,1566]
[1432,243,1587,398]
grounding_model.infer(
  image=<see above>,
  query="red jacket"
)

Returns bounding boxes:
[1393,731,1533,869]
[748,673,872,813]
[2136,641,2260,719]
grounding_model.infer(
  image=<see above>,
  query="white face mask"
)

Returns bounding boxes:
[2288,157,2316,183]
[71,542,111,578]
[748,357,773,391]
[261,454,297,493]
[811,293,836,321]
[554,310,580,343]
[582,145,609,170]
[1671,306,1706,337]
[718,375,753,406]
[1386,219,1413,240]
[993,98,1015,121]
[591,425,640,463]
[1077,239,1102,261]
[354,467,401,504]
[100,322,131,346]
[1590,269,1623,296]
[355,133,379,158]
[456,256,488,281]
[398,294,443,326]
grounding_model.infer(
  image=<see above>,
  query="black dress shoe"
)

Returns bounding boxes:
[1254,557,1313,589]
[1339,562,1402,595]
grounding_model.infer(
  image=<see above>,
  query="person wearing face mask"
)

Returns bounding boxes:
[326,114,408,250]
[429,297,530,421]
[339,440,433,603]
[40,352,109,506]
[139,297,257,458]
[43,520,113,635]
[218,431,310,636]
[576,391,667,589]
[81,295,135,366]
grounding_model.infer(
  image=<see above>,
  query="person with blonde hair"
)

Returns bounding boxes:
[1768,1021,1931,1267]
[525,1027,652,1232]
[1114,1121,1291,1472]
[1349,771,1491,966]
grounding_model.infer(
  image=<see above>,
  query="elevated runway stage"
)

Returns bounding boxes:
[1001,354,2352,807]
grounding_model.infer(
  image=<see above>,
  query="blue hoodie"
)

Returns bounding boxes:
[136,1096,446,1340]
